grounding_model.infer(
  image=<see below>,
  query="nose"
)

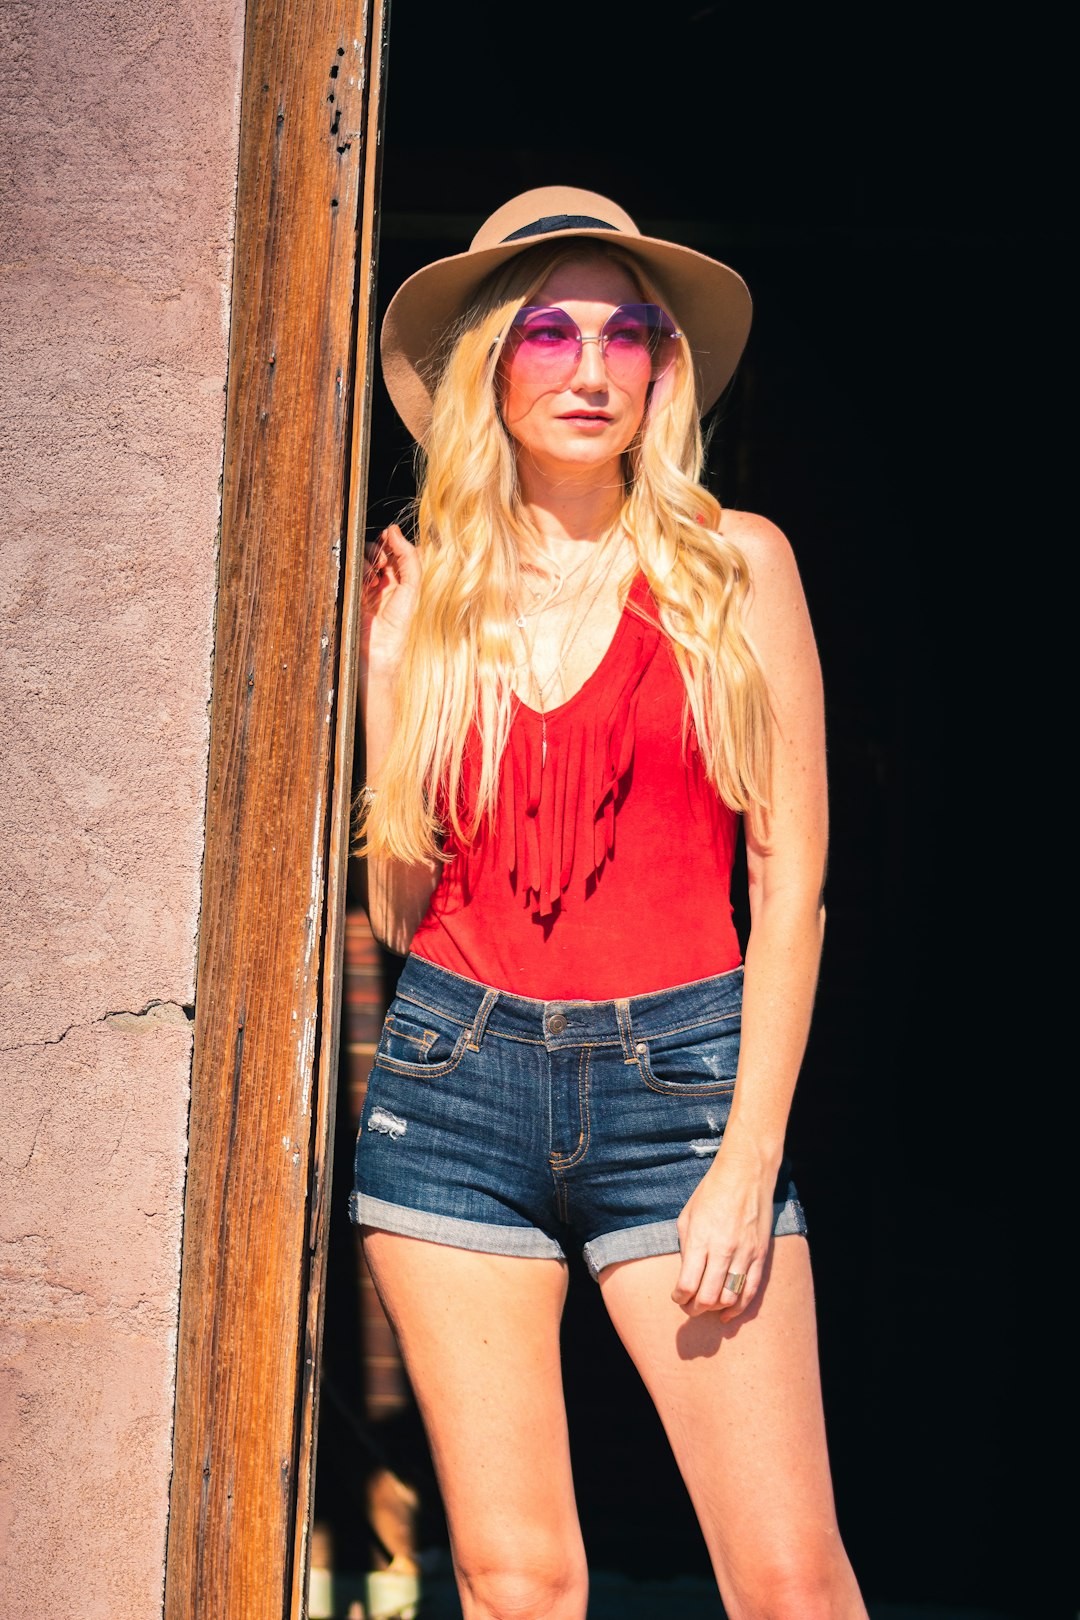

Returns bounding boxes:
[572,334,608,391]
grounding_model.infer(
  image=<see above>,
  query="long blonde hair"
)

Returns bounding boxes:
[357,240,772,863]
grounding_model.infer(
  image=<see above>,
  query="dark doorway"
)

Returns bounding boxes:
[313,5,1068,1617]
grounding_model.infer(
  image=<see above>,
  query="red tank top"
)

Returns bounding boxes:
[410,572,743,999]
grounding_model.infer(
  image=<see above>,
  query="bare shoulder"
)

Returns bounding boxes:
[719,508,812,621]
[718,508,800,581]
[718,505,819,657]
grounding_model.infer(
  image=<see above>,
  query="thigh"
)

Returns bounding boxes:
[600,1236,862,1612]
[362,1231,585,1581]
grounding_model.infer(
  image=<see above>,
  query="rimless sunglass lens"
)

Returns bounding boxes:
[505,303,682,387]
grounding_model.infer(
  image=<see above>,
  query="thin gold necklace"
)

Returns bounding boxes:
[516,535,626,766]
[514,546,596,627]
[514,519,622,628]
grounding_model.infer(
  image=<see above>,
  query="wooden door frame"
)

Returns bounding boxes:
[164,2,389,1614]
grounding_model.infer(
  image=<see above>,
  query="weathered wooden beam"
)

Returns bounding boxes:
[164,3,385,1616]
[290,0,391,1612]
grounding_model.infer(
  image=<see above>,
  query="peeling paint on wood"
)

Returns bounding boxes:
[164,3,386,1617]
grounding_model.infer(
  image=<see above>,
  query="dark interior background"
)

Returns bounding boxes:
[318,3,1069,1615]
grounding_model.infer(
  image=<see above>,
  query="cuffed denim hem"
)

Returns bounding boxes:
[582,1196,808,1282]
[349,1192,567,1261]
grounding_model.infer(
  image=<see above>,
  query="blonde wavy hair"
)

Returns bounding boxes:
[357,240,773,864]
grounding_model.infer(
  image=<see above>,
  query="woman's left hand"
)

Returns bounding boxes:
[671,1139,778,1321]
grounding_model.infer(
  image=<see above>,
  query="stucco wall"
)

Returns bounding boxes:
[0,2,245,1613]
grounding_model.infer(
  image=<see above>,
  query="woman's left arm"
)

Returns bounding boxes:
[672,511,829,1320]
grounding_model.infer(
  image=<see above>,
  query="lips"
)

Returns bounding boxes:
[558,411,611,422]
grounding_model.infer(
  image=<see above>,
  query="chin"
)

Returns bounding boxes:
[548,444,618,470]
[550,428,627,455]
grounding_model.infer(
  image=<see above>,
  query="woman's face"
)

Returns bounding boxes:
[497,258,652,479]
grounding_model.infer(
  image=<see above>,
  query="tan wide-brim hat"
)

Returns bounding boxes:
[380,185,753,443]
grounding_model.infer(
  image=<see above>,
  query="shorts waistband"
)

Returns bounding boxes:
[394,953,743,1054]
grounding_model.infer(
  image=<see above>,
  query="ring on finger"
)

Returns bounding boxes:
[723,1271,747,1296]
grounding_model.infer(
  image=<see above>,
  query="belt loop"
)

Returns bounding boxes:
[614,998,637,1064]
[467,987,499,1051]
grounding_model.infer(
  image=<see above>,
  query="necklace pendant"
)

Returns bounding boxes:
[541,722,547,768]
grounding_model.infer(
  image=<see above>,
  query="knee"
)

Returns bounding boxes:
[733,1551,859,1620]
[458,1552,588,1620]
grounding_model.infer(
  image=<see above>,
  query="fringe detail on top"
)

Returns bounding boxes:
[495,574,662,919]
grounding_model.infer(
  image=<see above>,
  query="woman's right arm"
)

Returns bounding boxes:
[360,524,440,954]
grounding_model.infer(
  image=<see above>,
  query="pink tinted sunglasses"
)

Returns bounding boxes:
[502,303,683,390]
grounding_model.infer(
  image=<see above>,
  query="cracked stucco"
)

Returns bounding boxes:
[0,998,194,1057]
[0,0,245,1614]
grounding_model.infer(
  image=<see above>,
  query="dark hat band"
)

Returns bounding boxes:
[501,213,618,243]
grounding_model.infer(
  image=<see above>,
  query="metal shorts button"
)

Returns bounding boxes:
[547,1012,568,1035]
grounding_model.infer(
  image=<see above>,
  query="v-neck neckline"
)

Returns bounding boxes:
[513,571,646,725]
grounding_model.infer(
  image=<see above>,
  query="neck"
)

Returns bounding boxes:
[516,454,625,563]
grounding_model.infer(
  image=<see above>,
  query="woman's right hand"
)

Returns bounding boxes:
[361,523,421,673]
[358,523,438,952]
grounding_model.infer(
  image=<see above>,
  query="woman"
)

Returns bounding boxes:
[351,187,868,1620]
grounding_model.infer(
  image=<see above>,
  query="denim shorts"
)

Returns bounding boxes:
[349,954,806,1280]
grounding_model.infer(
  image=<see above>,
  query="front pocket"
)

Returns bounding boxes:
[633,1015,740,1095]
[375,998,469,1078]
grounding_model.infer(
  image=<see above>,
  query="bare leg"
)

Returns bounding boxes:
[361,1231,588,1620]
[599,1236,868,1620]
